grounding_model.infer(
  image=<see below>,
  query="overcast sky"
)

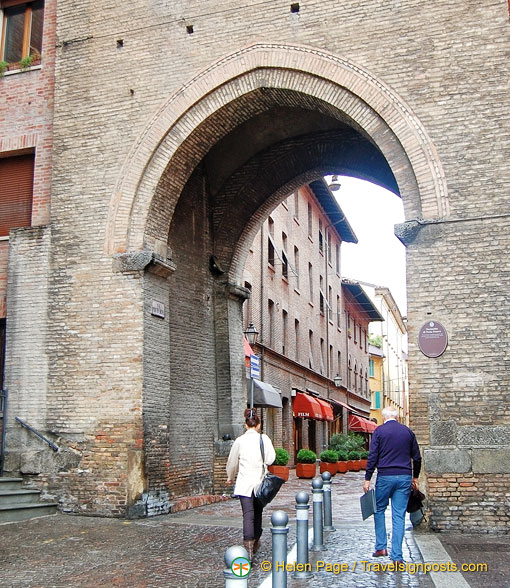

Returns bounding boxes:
[327,175,407,314]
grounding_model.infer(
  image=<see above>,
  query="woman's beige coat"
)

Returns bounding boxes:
[226,428,276,498]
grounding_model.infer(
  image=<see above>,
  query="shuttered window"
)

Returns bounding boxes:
[0,153,34,237]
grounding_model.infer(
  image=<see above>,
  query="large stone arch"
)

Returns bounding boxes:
[106,43,449,257]
[107,43,451,513]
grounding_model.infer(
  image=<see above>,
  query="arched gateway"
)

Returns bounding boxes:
[106,44,449,516]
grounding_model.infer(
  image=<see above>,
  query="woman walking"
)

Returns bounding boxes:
[226,408,276,561]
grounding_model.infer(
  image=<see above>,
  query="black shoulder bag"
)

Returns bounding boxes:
[254,435,284,507]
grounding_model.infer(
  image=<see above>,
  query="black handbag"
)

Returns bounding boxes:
[255,435,284,507]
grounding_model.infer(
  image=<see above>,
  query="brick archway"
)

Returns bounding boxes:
[105,43,449,257]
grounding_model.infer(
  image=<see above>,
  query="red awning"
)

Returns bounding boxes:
[349,414,378,433]
[315,398,334,422]
[244,336,254,357]
[293,393,323,420]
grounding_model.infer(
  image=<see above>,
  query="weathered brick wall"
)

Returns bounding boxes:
[2,0,508,527]
[0,0,56,318]
[407,219,510,532]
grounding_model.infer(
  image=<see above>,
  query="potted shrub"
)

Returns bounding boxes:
[319,449,338,476]
[360,450,369,470]
[268,448,290,482]
[0,61,8,77]
[348,449,362,471]
[296,449,317,478]
[336,449,349,473]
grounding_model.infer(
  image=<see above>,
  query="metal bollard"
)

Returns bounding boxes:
[294,491,313,579]
[310,476,326,551]
[271,510,289,588]
[223,545,250,587]
[321,471,336,531]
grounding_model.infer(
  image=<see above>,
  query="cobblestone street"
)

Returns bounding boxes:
[0,470,507,587]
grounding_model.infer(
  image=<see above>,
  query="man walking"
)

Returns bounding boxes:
[362,407,421,564]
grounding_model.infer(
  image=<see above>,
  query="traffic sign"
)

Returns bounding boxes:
[250,354,260,379]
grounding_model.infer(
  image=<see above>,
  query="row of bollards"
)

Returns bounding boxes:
[224,471,335,586]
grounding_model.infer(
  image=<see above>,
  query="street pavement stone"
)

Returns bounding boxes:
[0,470,507,587]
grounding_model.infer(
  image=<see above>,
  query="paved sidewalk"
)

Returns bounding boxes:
[0,470,507,587]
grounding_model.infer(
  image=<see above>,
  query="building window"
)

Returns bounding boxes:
[327,231,332,264]
[369,358,375,378]
[329,344,333,379]
[365,369,369,395]
[307,203,313,237]
[267,217,275,267]
[294,246,299,289]
[336,295,341,328]
[282,309,288,355]
[348,358,352,388]
[1,0,44,64]
[243,281,252,326]
[308,263,313,302]
[337,351,341,378]
[319,275,325,315]
[354,362,358,392]
[320,337,325,374]
[308,330,314,369]
[281,232,288,279]
[328,286,332,322]
[0,152,34,237]
[374,390,381,409]
[268,299,275,348]
[293,191,299,220]
[318,219,324,253]
[353,322,357,344]
[295,319,300,362]
[335,243,340,274]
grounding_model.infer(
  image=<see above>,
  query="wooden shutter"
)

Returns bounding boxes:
[0,153,34,237]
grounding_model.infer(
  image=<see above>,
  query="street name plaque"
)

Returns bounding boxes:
[418,321,448,358]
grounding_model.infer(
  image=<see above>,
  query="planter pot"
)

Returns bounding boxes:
[336,461,348,474]
[351,460,362,472]
[319,461,337,476]
[296,463,316,478]
[360,459,368,470]
[268,465,289,482]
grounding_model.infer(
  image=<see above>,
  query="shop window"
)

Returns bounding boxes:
[0,152,34,237]
[1,1,44,65]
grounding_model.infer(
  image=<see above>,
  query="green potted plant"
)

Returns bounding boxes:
[0,61,8,77]
[296,449,317,478]
[19,55,34,71]
[347,449,362,471]
[319,449,338,476]
[268,448,290,482]
[360,450,369,470]
[336,449,349,473]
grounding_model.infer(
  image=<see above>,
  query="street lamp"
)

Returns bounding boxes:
[244,323,259,346]
[244,323,259,408]
[334,374,342,387]
[328,175,341,192]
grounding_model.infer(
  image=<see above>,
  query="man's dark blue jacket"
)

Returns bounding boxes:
[365,419,422,481]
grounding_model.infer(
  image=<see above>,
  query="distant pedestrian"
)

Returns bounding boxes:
[362,406,421,565]
[226,408,276,562]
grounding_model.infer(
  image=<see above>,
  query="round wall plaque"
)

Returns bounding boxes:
[418,321,448,358]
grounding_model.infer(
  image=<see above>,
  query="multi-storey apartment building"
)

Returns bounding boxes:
[0,0,56,471]
[364,286,408,423]
[242,180,382,461]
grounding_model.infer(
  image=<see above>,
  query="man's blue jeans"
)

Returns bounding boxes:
[374,475,412,561]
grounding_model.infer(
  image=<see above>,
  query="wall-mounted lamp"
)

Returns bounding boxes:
[329,175,341,192]
[334,374,342,387]
[244,323,259,346]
